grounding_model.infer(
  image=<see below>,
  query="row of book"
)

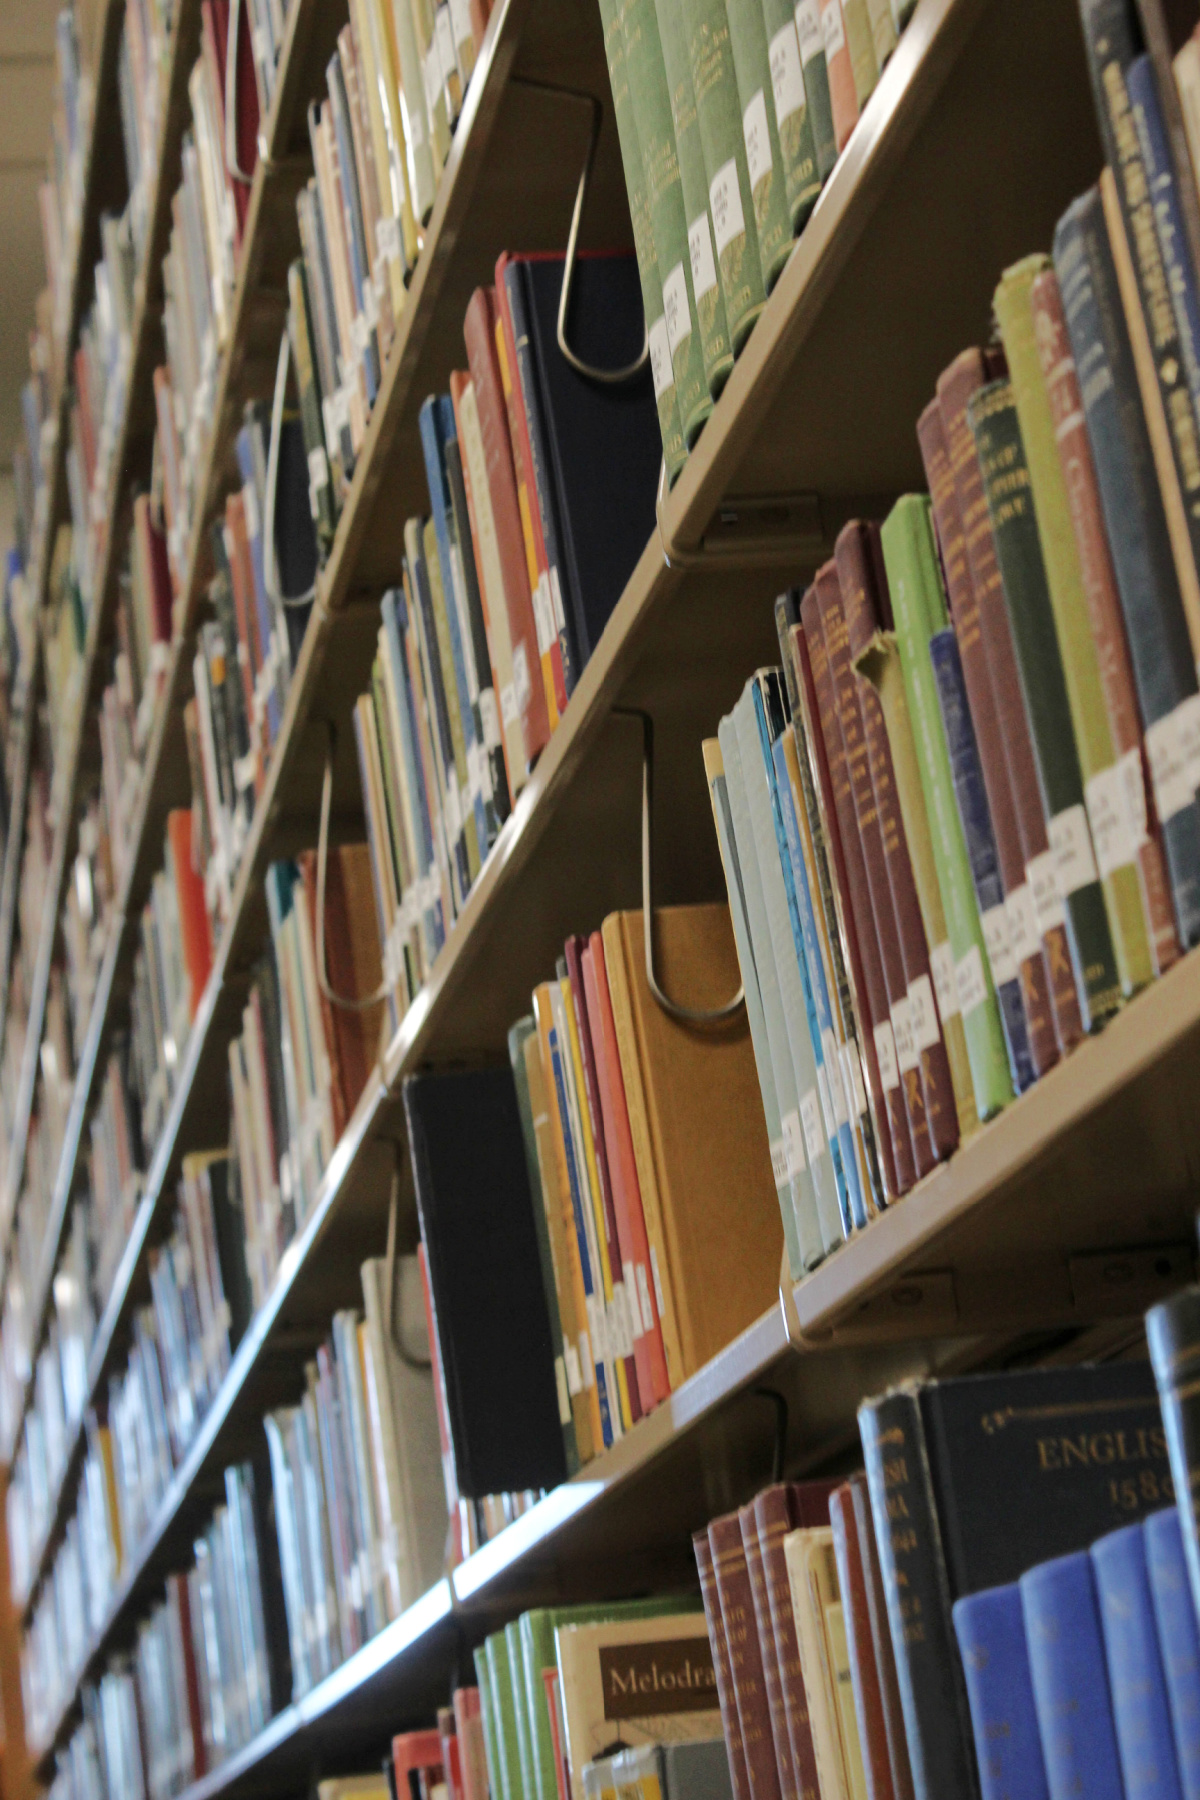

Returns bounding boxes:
[118,0,175,265]
[601,0,914,482]
[40,5,97,357]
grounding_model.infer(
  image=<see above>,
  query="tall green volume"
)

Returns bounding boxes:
[967,378,1122,1030]
[598,0,687,481]
[622,0,712,446]
[724,0,793,290]
[655,0,734,398]
[881,495,1014,1121]
[792,0,836,177]
[759,2,821,231]
[682,0,766,352]
[994,258,1154,998]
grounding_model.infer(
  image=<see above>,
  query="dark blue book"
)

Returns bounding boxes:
[1145,1508,1200,1800]
[953,1584,1050,1800]
[928,627,1036,1092]
[520,254,661,683]
[1093,1522,1184,1799]
[273,413,317,671]
[1129,54,1200,428]
[1053,187,1200,949]
[1021,1551,1125,1800]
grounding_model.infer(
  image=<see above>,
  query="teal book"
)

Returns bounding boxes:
[791,0,837,177]
[880,495,1013,1121]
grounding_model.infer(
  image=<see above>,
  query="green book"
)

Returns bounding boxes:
[474,1647,503,1800]
[881,495,1014,1122]
[967,378,1122,1032]
[759,1,821,232]
[623,0,713,446]
[841,0,879,105]
[656,0,734,399]
[521,1598,700,1800]
[506,1618,537,1800]
[994,256,1153,998]
[507,1016,580,1478]
[482,1633,519,1800]
[863,0,896,68]
[725,0,793,290]
[682,0,766,352]
[598,0,688,482]
[792,0,837,177]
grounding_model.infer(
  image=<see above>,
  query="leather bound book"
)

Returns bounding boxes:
[229,0,258,240]
[403,1067,569,1496]
[696,1529,753,1800]
[709,1511,783,1800]
[802,583,915,1194]
[739,1502,798,1800]
[462,285,550,770]
[937,351,1084,1055]
[792,608,901,1203]
[168,809,212,1020]
[755,1482,841,1800]
[848,1474,914,1800]
[834,528,959,1162]
[916,401,1061,1076]
[829,1483,897,1800]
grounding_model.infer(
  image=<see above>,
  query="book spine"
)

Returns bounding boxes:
[821,0,858,151]
[834,523,961,1159]
[444,420,510,830]
[548,1015,616,1448]
[424,517,481,885]
[760,1,821,232]
[739,1503,799,1800]
[879,496,1014,1121]
[709,1511,785,1800]
[681,0,766,354]
[622,0,712,445]
[654,0,734,397]
[829,1483,898,1800]
[598,0,688,479]
[859,1390,980,1800]
[1053,188,1200,954]
[937,349,1084,1054]
[724,0,793,291]
[1144,1506,1200,1791]
[1021,1553,1125,1800]
[848,1475,915,1800]
[994,254,1155,997]
[928,627,1036,1095]
[1148,1288,1200,1632]
[917,397,1061,1078]
[966,379,1122,1032]
[950,1585,1049,1800]
[840,0,878,108]
[792,0,836,177]
[754,1487,823,1800]
[695,1528,753,1800]
[492,305,561,733]
[1092,1522,1183,1800]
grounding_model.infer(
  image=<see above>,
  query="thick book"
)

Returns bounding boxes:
[695,1527,753,1800]
[1092,1521,1185,1799]
[830,1480,910,1800]
[782,1526,867,1800]
[1021,1553,1125,1800]
[739,1500,798,1800]
[1145,1507,1200,1798]
[755,1482,841,1800]
[724,0,791,292]
[951,1584,1049,1800]
[848,1472,914,1800]
[402,1067,569,1496]
[709,1511,782,1800]
[760,0,822,233]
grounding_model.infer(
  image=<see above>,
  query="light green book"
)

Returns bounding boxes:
[623,0,713,445]
[759,0,821,231]
[704,738,801,1276]
[655,0,734,398]
[881,495,1014,1121]
[482,1633,518,1800]
[506,1619,537,1800]
[792,0,836,176]
[725,0,793,290]
[682,0,766,352]
[840,0,879,105]
[598,0,687,481]
[720,714,825,1268]
[993,256,1154,997]
[863,0,896,67]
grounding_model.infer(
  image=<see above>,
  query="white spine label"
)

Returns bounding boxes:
[769,23,807,127]
[662,260,692,360]
[1050,803,1100,898]
[821,0,846,60]
[742,89,773,192]
[930,940,958,1020]
[822,1027,849,1125]
[800,1088,826,1165]
[688,212,718,303]
[1146,704,1199,825]
[709,159,746,257]
[1005,883,1041,966]
[1028,849,1066,935]
[908,974,941,1052]
[648,316,674,399]
[891,996,919,1075]
[842,1040,868,1118]
[782,1108,807,1178]
[955,943,989,1018]
[980,902,1017,987]
[770,1136,789,1188]
[795,0,824,64]
[1085,752,1140,877]
[873,1020,899,1092]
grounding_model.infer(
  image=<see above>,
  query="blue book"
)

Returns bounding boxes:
[953,1583,1050,1800]
[1093,1522,1183,1799]
[1021,1551,1125,1800]
[381,588,444,964]
[928,627,1036,1093]
[1129,56,1200,431]
[1145,1510,1200,1800]
[1053,187,1200,949]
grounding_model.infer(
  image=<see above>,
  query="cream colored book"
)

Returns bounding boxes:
[784,1526,855,1800]
[556,1612,721,1800]
[317,1778,391,1800]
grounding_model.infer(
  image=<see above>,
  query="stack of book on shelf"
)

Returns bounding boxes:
[40,5,95,354]
[128,810,210,1156]
[117,0,174,262]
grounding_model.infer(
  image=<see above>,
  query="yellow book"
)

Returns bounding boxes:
[494,316,559,729]
[348,0,408,323]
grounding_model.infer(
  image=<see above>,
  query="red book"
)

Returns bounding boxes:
[462,285,550,771]
[831,1477,915,1800]
[393,1730,445,1800]
[753,1482,840,1800]
[453,1688,489,1800]
[823,0,859,150]
[708,1510,781,1800]
[438,1707,462,1800]
[695,1528,752,1800]
[541,1668,571,1800]
[169,1572,207,1783]
[167,809,212,1018]
[586,928,670,1406]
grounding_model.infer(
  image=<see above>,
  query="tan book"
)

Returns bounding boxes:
[318,1778,391,1800]
[783,1528,856,1800]
[601,905,782,1387]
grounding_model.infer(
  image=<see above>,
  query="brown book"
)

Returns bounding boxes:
[802,581,917,1194]
[834,525,960,1164]
[709,1511,782,1800]
[462,285,550,772]
[452,1688,488,1800]
[829,1483,899,1800]
[848,1473,914,1800]
[754,1482,841,1800]
[915,399,1063,1075]
[937,348,1084,1054]
[601,905,781,1383]
[695,1529,752,1800]
[790,615,902,1203]
[740,1502,797,1800]
[1029,264,1180,979]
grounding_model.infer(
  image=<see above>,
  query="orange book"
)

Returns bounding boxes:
[823,0,859,151]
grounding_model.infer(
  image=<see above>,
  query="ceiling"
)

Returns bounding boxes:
[0,0,60,493]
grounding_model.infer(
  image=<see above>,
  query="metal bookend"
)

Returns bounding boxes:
[263,326,317,612]
[655,459,831,572]
[224,0,256,186]
[614,707,744,1026]
[510,75,648,385]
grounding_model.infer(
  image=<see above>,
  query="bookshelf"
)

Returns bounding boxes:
[2,0,1194,1789]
